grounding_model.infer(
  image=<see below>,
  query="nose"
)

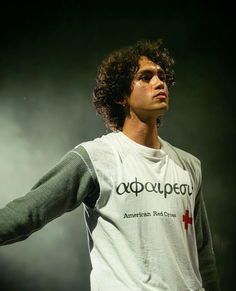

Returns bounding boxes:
[151,75,164,89]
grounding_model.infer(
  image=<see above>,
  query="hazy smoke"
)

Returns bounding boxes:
[0,82,104,291]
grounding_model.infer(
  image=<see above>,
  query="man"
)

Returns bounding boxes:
[0,39,220,290]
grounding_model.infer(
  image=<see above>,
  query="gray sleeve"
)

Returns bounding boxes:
[194,188,221,291]
[0,145,99,245]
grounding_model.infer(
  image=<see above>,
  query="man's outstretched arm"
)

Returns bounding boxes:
[0,145,99,245]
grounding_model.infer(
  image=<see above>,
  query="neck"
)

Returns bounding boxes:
[122,116,160,149]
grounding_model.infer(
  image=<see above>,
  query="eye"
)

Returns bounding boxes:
[158,71,166,82]
[139,73,153,82]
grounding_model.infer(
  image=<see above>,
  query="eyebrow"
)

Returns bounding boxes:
[137,66,165,75]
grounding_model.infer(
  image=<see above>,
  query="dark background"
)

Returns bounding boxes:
[0,1,235,290]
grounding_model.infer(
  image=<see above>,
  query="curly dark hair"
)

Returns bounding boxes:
[92,39,175,131]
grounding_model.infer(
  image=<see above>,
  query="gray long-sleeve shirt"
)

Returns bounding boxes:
[0,132,220,290]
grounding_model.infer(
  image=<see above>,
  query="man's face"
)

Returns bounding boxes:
[126,56,169,121]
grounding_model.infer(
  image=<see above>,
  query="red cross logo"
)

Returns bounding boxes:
[182,210,192,230]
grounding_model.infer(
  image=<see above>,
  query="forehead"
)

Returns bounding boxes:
[138,56,162,71]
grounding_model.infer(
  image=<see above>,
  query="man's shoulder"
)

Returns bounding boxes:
[70,132,120,177]
[78,132,114,150]
[72,132,116,161]
[161,137,201,170]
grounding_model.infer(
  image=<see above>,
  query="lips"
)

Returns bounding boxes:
[153,91,167,100]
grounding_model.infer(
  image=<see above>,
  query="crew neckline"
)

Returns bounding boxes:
[117,131,167,159]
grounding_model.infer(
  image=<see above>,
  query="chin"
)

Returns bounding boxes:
[156,104,169,112]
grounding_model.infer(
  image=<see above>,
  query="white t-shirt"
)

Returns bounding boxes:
[80,131,204,291]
